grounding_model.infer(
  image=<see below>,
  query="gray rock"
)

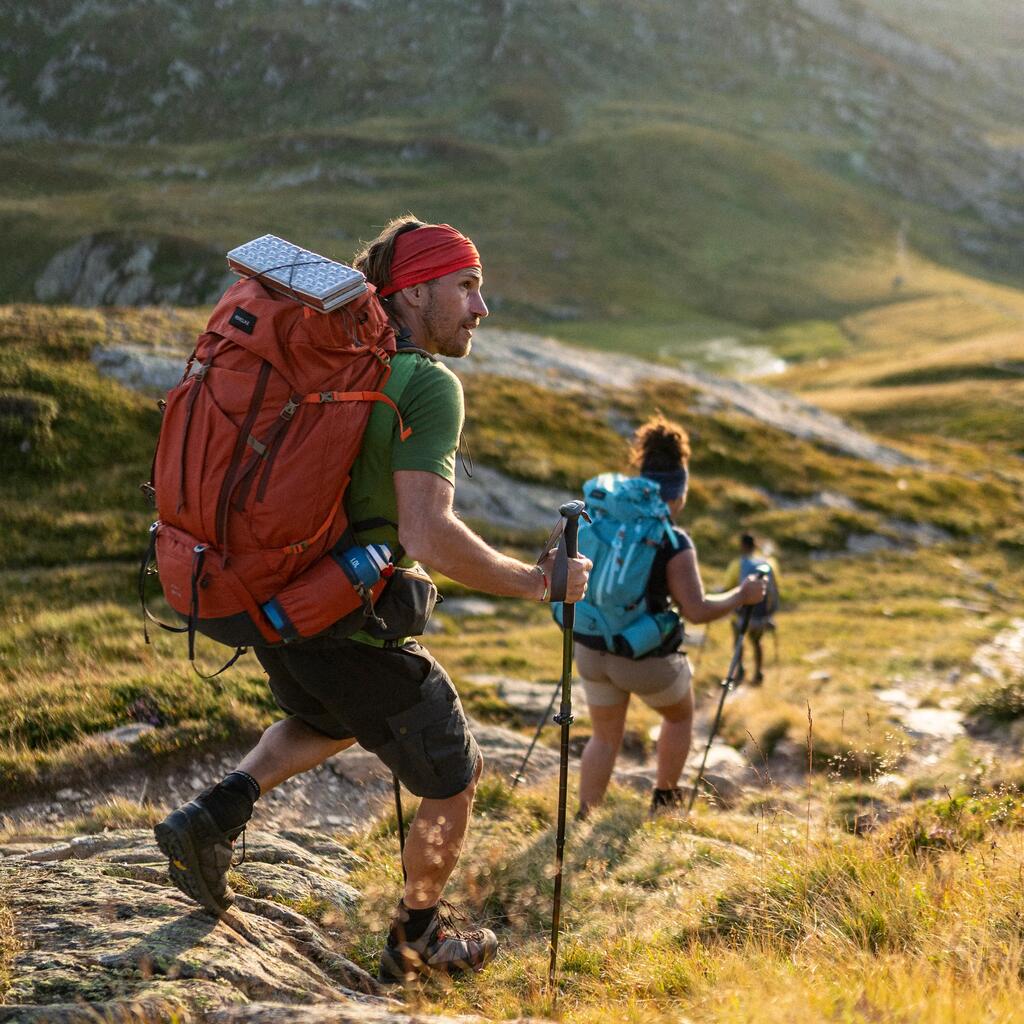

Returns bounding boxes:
[91,722,157,746]
[437,597,500,618]
[901,708,965,742]
[237,862,360,910]
[463,674,572,718]
[277,831,366,869]
[2,828,384,1019]
[34,234,226,307]
[92,346,185,393]
[448,329,923,469]
[454,463,573,534]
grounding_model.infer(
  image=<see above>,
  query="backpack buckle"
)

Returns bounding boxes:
[319,391,335,403]
[281,399,298,419]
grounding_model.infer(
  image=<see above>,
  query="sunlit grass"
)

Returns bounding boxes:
[0,298,1022,1019]
[332,779,1024,1023]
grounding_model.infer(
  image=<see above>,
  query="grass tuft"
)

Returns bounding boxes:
[963,677,1024,726]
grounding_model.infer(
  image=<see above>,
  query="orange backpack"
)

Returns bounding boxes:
[140,276,409,669]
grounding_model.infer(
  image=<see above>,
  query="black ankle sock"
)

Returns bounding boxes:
[197,770,260,834]
[389,901,438,945]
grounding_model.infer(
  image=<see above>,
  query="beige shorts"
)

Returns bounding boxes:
[575,645,692,709]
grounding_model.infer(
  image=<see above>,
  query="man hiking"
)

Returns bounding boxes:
[154,216,591,983]
[724,533,780,686]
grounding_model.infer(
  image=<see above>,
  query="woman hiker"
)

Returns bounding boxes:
[572,416,768,817]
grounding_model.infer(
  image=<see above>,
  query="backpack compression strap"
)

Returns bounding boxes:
[300,390,412,440]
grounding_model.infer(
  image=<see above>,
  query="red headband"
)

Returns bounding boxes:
[378,224,480,297]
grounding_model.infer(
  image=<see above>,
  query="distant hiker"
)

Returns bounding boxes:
[565,417,767,817]
[153,216,591,983]
[724,533,780,686]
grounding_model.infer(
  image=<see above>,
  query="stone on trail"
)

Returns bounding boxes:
[238,862,359,910]
[91,723,158,746]
[901,707,965,742]
[472,722,560,783]
[464,674,584,719]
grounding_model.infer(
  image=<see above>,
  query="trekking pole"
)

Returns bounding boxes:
[547,499,587,1001]
[392,773,407,884]
[510,678,562,789]
[686,568,770,813]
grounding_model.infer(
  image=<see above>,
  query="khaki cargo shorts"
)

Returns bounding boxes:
[575,645,692,709]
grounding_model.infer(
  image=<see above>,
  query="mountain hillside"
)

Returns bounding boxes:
[1,0,1022,338]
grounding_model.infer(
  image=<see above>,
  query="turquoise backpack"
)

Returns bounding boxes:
[553,472,681,658]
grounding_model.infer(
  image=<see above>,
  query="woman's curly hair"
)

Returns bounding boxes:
[629,415,691,473]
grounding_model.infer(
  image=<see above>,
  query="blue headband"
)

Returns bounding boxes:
[642,467,688,501]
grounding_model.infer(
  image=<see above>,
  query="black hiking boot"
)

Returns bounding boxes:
[154,798,243,915]
[650,786,685,815]
[378,900,499,984]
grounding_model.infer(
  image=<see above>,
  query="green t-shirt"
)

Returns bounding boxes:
[346,348,463,562]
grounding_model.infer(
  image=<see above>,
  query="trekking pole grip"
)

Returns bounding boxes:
[564,518,579,561]
[549,500,587,607]
[560,500,584,562]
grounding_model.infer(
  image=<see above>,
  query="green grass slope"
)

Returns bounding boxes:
[770,289,1024,457]
[0,301,1022,1020]
[0,303,1021,801]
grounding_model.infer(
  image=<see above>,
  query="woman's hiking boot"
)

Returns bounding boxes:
[154,797,244,916]
[378,899,498,984]
[649,786,685,815]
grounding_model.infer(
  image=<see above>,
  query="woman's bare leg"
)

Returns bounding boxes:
[654,689,694,790]
[578,699,629,816]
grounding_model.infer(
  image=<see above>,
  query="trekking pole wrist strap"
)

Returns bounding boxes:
[550,536,570,603]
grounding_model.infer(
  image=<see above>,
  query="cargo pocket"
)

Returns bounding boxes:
[384,666,476,799]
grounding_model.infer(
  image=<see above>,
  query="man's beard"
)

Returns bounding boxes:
[423,294,473,358]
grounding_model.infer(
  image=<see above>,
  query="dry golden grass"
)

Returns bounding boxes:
[335,780,1024,1024]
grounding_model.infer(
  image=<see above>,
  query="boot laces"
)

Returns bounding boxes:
[433,899,485,942]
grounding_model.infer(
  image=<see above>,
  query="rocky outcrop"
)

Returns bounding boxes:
[35,235,233,308]
[447,329,923,469]
[2,828,396,1022]
[0,723,555,1021]
[0,823,541,1023]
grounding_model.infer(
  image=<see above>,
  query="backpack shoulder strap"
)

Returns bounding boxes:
[386,348,425,399]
